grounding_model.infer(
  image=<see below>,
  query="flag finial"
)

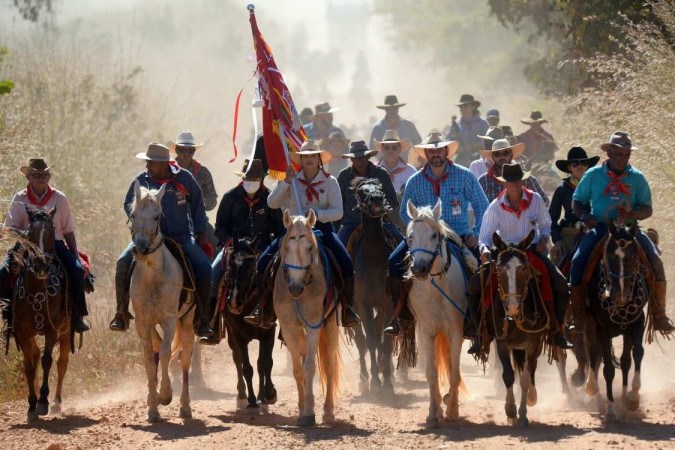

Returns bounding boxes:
[247,4,255,13]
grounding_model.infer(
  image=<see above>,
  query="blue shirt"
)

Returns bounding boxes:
[400,163,489,236]
[303,122,343,140]
[445,114,489,155]
[573,162,651,224]
[124,167,208,242]
[369,117,423,148]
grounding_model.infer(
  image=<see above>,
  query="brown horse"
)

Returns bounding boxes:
[12,206,71,422]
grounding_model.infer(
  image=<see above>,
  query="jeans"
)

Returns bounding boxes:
[55,240,88,316]
[211,250,226,299]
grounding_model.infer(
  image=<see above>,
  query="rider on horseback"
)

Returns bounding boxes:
[466,162,574,354]
[384,131,490,335]
[109,143,215,341]
[1,158,92,336]
[570,131,675,333]
[244,139,361,328]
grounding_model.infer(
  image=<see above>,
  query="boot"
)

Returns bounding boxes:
[466,292,482,355]
[198,295,221,345]
[548,301,573,349]
[1,298,12,341]
[195,279,215,342]
[568,285,586,331]
[73,316,90,333]
[653,281,675,333]
[244,273,273,328]
[383,277,403,336]
[109,264,133,332]
[340,274,360,328]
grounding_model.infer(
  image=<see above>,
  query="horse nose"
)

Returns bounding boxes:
[133,237,150,254]
[506,301,519,317]
[411,263,430,279]
[289,283,304,297]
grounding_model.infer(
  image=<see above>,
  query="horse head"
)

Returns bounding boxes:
[406,199,449,279]
[226,233,259,315]
[604,220,640,307]
[130,180,165,256]
[494,230,535,318]
[25,205,57,279]
[352,177,390,219]
[280,208,318,297]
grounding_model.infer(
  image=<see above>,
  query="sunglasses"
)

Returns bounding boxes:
[30,172,50,180]
[382,144,400,151]
[176,147,196,155]
[492,149,512,158]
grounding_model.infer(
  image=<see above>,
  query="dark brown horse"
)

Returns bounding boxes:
[12,206,71,422]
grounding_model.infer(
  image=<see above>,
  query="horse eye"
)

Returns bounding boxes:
[431,233,438,239]
[154,215,160,221]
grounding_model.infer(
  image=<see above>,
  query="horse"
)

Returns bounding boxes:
[405,200,474,428]
[274,209,341,427]
[484,230,550,427]
[128,181,195,422]
[218,234,277,411]
[11,206,71,422]
[348,178,395,394]
[582,221,648,422]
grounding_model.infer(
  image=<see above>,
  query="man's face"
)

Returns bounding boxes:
[607,146,631,171]
[382,142,401,159]
[175,146,195,167]
[492,148,513,168]
[425,147,448,168]
[459,103,475,118]
[27,171,51,191]
[505,180,524,195]
[385,107,400,121]
[487,116,500,127]
[146,160,169,178]
[316,113,333,127]
[351,156,370,173]
[530,122,543,132]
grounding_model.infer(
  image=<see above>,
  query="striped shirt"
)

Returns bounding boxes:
[479,188,551,250]
[400,162,489,236]
[377,158,418,193]
[478,170,549,205]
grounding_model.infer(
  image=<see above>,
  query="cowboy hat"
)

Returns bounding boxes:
[341,140,378,159]
[321,130,350,149]
[136,143,171,161]
[233,159,265,180]
[477,126,505,142]
[521,111,549,125]
[373,129,412,154]
[376,95,406,109]
[479,139,525,162]
[168,131,204,152]
[314,101,340,115]
[20,158,51,175]
[413,131,459,159]
[289,139,333,165]
[495,162,531,183]
[600,131,639,152]
[455,94,481,108]
[486,108,500,119]
[555,147,600,173]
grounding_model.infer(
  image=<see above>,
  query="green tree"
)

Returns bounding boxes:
[0,46,14,95]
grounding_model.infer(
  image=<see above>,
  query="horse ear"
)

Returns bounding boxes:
[306,209,317,228]
[520,229,536,250]
[134,179,142,200]
[629,221,639,237]
[156,183,167,202]
[48,205,57,219]
[407,199,419,220]
[283,209,292,228]
[432,199,442,220]
[493,232,506,251]
[608,220,617,236]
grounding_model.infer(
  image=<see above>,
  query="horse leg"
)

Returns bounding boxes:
[363,308,382,392]
[352,322,369,394]
[626,324,645,412]
[444,331,463,420]
[321,318,340,424]
[420,332,441,428]
[51,332,70,416]
[36,336,54,416]
[282,327,307,418]
[227,331,247,411]
[570,337,588,388]
[20,338,39,422]
[600,337,617,422]
[515,350,533,427]
[157,320,176,407]
[527,348,538,407]
[259,330,277,407]
[584,329,601,398]
[190,336,205,387]
[497,344,517,426]
[556,348,570,395]
[179,316,194,419]
[619,334,633,416]
[239,337,259,409]
[137,323,160,422]
[381,333,394,393]
[297,328,320,426]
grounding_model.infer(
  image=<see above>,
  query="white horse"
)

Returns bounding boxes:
[406,200,475,428]
[129,181,195,422]
[274,209,341,427]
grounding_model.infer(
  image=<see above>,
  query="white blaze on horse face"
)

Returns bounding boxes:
[615,246,626,305]
[505,258,520,316]
[38,226,45,254]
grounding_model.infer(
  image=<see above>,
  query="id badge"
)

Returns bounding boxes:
[451,199,462,216]
[176,190,187,206]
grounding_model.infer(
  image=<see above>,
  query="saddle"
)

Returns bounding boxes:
[162,238,197,310]
[345,224,399,256]
[481,251,554,308]
[582,234,655,288]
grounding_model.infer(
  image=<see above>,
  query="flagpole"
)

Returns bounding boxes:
[279,123,304,216]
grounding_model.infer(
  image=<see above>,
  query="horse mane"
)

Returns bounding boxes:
[131,185,161,212]
[406,206,463,248]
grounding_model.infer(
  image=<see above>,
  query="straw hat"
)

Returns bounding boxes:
[413,131,459,159]
[289,139,333,165]
[479,139,525,162]
[520,111,548,125]
[168,131,204,152]
[135,143,171,162]
[20,158,51,175]
[373,129,412,154]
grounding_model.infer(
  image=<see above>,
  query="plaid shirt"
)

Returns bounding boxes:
[400,163,489,236]
[478,171,549,206]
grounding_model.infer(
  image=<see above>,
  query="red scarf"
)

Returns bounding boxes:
[422,164,449,197]
[150,162,187,194]
[189,159,202,178]
[498,188,533,218]
[380,159,407,180]
[487,166,505,184]
[298,177,324,203]
[243,195,259,209]
[603,162,630,197]
[26,184,55,207]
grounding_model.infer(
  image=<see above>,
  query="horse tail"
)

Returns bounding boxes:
[512,349,526,374]
[317,319,341,402]
[434,333,451,386]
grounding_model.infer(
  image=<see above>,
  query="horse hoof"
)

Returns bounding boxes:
[505,403,517,419]
[147,411,161,422]
[36,402,49,416]
[322,413,335,424]
[426,416,439,429]
[236,398,248,411]
[27,410,38,423]
[571,370,585,388]
[179,407,192,419]
[446,406,459,420]
[266,389,278,405]
[527,388,538,407]
[585,384,598,397]
[518,416,529,427]
[49,403,62,416]
[259,403,269,414]
[297,414,316,427]
[507,416,518,426]
[625,391,640,412]
[605,412,618,424]
[359,380,369,395]
[247,402,260,411]
[158,395,172,406]
[382,382,394,395]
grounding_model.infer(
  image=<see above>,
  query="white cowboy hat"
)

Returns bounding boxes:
[479,139,525,162]
[413,131,459,159]
[135,143,171,162]
[168,131,204,152]
[289,139,333,165]
[373,129,412,154]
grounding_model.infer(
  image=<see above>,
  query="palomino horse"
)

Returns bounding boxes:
[12,207,71,422]
[129,181,195,421]
[218,234,277,411]
[582,221,648,422]
[349,178,395,394]
[274,209,341,427]
[406,200,474,428]
[485,231,549,427]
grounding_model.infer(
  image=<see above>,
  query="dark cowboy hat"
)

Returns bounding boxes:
[600,131,639,152]
[314,101,340,115]
[20,158,51,175]
[555,147,600,173]
[455,94,481,108]
[341,140,378,159]
[233,159,265,180]
[376,95,406,109]
[521,111,548,125]
[495,162,531,183]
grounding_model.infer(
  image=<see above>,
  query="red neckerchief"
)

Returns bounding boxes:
[498,188,533,218]
[298,172,326,203]
[422,164,450,197]
[189,159,202,178]
[379,159,407,180]
[150,162,187,194]
[603,161,631,197]
[238,183,261,208]
[25,184,55,208]
[487,166,504,184]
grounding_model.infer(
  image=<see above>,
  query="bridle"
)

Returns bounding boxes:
[354,181,390,219]
[408,220,450,278]
[281,233,317,289]
[128,208,164,255]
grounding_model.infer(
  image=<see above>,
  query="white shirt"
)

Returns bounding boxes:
[479,188,551,250]
[377,158,417,193]
[4,187,75,241]
[469,157,491,180]
[267,170,343,223]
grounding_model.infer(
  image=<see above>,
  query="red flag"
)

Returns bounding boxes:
[249,8,306,180]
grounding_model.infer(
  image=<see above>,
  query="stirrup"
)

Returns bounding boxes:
[243,308,264,327]
[341,306,360,328]
[383,318,400,336]
[654,317,675,333]
[467,339,480,355]
[109,313,130,332]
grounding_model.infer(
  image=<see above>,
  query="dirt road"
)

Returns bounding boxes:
[1,339,674,449]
